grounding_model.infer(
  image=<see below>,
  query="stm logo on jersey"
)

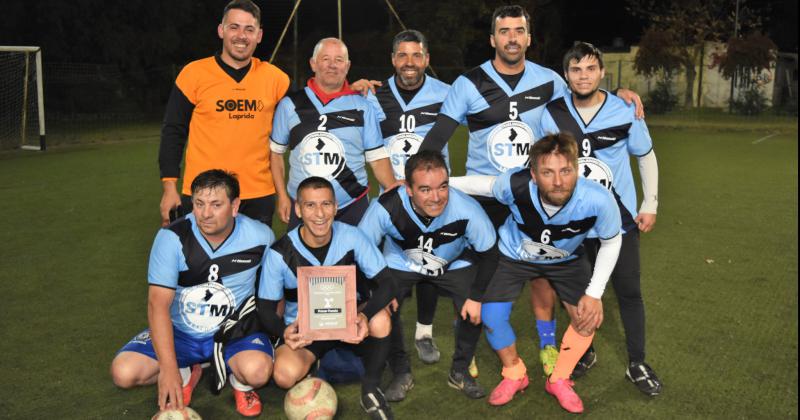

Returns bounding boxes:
[388,133,423,179]
[297,131,347,178]
[179,282,236,333]
[215,99,264,120]
[487,120,535,172]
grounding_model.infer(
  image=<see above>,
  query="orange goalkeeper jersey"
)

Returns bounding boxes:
[162,55,289,199]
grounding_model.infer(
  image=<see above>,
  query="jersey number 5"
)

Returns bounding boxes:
[509,101,518,120]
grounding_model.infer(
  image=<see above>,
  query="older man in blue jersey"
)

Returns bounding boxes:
[270,37,398,229]
[358,150,499,401]
[111,170,275,417]
[531,42,662,396]
[256,177,397,420]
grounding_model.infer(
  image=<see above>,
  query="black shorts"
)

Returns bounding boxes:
[287,193,370,230]
[482,254,591,306]
[180,194,276,227]
[471,195,510,230]
[391,265,476,310]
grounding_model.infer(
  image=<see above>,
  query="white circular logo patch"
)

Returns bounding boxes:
[388,133,423,179]
[487,120,534,172]
[578,157,614,190]
[403,249,448,276]
[179,282,236,333]
[519,239,570,262]
[298,131,347,178]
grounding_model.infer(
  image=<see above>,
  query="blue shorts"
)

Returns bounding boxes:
[118,328,273,369]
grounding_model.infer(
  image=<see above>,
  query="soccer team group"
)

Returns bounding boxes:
[109,1,663,418]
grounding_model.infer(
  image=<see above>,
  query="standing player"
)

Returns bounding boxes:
[452,133,622,413]
[256,177,398,420]
[363,30,454,368]
[111,170,275,417]
[532,42,661,395]
[159,0,289,227]
[270,37,398,228]
[358,151,498,401]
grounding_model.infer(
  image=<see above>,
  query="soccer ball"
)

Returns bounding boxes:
[150,407,202,420]
[284,377,338,420]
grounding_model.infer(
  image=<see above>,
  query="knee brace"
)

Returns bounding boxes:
[481,302,516,351]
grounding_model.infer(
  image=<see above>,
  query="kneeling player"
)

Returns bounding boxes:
[358,150,498,401]
[452,133,621,413]
[110,170,275,417]
[256,177,397,420]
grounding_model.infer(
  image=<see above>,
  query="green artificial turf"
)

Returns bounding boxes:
[0,116,796,419]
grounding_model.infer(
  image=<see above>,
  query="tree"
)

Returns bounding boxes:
[627,0,766,108]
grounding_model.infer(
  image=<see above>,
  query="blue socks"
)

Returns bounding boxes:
[536,319,556,348]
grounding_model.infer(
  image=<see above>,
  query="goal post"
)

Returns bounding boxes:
[0,46,46,151]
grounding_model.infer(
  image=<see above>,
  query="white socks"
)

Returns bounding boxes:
[229,373,253,392]
[179,366,192,387]
[415,322,433,340]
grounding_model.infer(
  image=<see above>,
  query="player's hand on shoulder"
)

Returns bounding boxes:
[616,88,645,120]
[157,365,184,410]
[351,79,382,96]
[635,213,656,233]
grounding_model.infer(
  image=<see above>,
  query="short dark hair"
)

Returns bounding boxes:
[562,41,604,73]
[392,30,429,55]
[223,0,261,25]
[491,5,531,34]
[404,150,448,186]
[529,133,579,171]
[190,169,240,201]
[296,176,335,201]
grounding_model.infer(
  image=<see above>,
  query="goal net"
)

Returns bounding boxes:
[0,46,46,151]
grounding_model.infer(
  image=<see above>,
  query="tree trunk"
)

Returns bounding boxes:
[684,61,696,108]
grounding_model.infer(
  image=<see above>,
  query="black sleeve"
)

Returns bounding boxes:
[256,298,286,338]
[360,267,398,320]
[419,114,460,153]
[469,243,500,301]
[158,84,195,179]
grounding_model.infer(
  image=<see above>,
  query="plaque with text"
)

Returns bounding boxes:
[297,265,358,341]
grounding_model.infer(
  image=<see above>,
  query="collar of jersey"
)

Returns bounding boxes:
[307,78,358,105]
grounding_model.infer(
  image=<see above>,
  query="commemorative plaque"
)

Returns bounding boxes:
[297,265,358,341]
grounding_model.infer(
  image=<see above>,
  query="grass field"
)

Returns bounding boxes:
[0,112,797,419]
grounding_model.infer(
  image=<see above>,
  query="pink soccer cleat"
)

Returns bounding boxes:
[181,364,202,406]
[545,378,584,413]
[487,375,529,406]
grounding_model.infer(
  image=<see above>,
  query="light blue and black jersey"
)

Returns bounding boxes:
[358,186,496,276]
[366,76,452,180]
[257,222,393,326]
[271,88,384,208]
[535,92,652,234]
[148,214,274,340]
[493,168,620,264]
[439,60,568,175]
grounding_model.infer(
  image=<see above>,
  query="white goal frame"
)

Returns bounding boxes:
[1,46,46,151]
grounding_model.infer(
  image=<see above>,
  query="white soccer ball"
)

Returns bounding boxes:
[151,407,202,420]
[284,377,338,420]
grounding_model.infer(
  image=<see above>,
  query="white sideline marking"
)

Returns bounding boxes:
[752,133,778,144]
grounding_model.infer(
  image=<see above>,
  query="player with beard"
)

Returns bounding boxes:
[532,42,662,396]
[159,0,289,227]
[354,30,461,381]
[450,133,622,412]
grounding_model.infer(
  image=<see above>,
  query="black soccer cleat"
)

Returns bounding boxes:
[384,372,414,402]
[361,388,394,420]
[626,362,663,396]
[448,368,487,399]
[570,347,597,379]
